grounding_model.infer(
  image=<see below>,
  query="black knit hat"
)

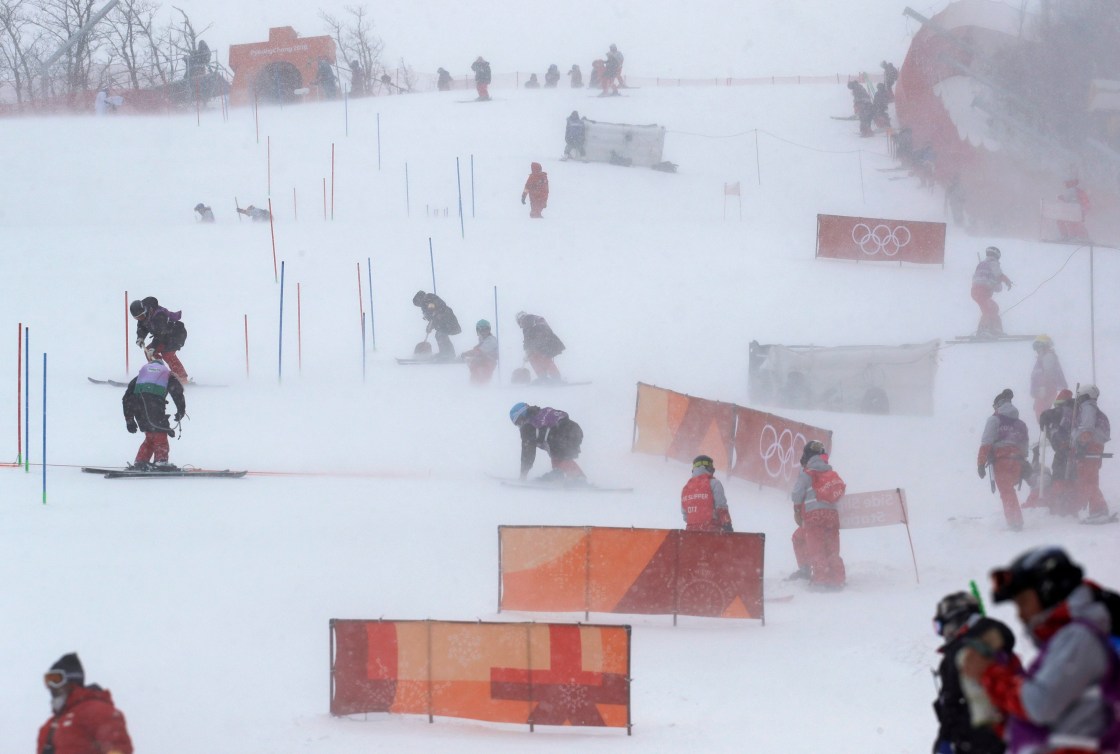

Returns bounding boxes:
[48,653,84,686]
[993,388,1013,408]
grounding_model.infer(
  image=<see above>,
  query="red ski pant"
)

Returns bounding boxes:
[992,456,1024,528]
[136,431,169,464]
[153,346,189,383]
[1056,219,1087,240]
[468,358,496,385]
[791,508,845,586]
[1075,444,1110,516]
[550,457,584,478]
[527,352,561,381]
[476,82,489,99]
[971,285,1002,334]
[528,199,545,218]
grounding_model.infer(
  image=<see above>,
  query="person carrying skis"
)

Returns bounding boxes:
[932,591,1019,754]
[960,547,1119,754]
[1071,384,1113,523]
[471,56,491,101]
[122,355,186,471]
[194,203,215,223]
[515,311,564,382]
[130,296,189,383]
[38,653,133,754]
[510,402,584,481]
[789,440,846,589]
[971,246,1014,338]
[977,388,1028,530]
[412,291,461,360]
[564,111,586,159]
[461,319,498,385]
[1029,335,1067,422]
[521,162,549,218]
[681,455,733,532]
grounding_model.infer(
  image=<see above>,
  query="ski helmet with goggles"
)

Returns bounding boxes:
[44,653,84,689]
[991,546,1083,609]
[692,455,715,472]
[476,319,491,331]
[800,440,826,466]
[509,402,529,425]
[985,246,1001,259]
[129,299,146,318]
[932,591,981,639]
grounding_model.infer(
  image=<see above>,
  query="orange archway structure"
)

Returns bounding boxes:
[228,26,337,106]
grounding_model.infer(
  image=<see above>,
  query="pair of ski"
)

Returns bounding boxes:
[81,466,246,479]
[88,377,224,388]
[488,474,631,493]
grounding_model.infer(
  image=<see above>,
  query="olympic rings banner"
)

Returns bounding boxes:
[330,619,632,732]
[498,526,765,623]
[730,407,833,490]
[632,383,736,469]
[816,214,946,265]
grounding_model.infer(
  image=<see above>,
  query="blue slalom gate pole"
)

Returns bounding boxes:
[456,157,465,239]
[278,261,285,384]
[471,154,476,218]
[41,352,46,504]
[367,257,376,350]
[429,238,437,293]
[24,326,29,473]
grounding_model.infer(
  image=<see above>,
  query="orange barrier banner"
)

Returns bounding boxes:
[837,488,920,582]
[632,382,735,469]
[816,214,946,264]
[730,406,832,490]
[499,526,765,622]
[330,619,631,732]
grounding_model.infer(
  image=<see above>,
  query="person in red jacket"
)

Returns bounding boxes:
[521,162,549,218]
[789,440,846,589]
[977,388,1029,530]
[681,455,733,532]
[38,653,133,754]
[1056,178,1090,242]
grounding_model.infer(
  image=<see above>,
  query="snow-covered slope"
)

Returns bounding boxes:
[1,24,1117,754]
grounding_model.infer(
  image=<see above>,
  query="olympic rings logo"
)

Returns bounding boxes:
[851,223,911,256]
[758,424,807,480]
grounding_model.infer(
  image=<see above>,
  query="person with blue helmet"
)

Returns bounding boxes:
[510,403,584,481]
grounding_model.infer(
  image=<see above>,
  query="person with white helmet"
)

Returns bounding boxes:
[1072,385,1112,523]
[971,246,1014,338]
[1029,335,1068,422]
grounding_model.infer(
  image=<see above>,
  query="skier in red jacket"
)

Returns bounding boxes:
[977,388,1028,530]
[681,455,733,532]
[789,440,846,589]
[521,162,549,218]
[38,653,133,754]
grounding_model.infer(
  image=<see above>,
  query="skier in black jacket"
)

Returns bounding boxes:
[932,591,1018,754]
[130,296,189,383]
[412,291,461,359]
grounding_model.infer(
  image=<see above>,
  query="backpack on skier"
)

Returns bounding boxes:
[809,468,847,504]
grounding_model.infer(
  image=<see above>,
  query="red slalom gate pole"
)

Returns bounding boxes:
[16,322,22,464]
[267,135,272,196]
[297,283,303,374]
[244,314,250,377]
[268,197,278,283]
[331,143,336,221]
[124,291,130,375]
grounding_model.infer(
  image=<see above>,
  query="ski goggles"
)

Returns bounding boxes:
[44,671,69,689]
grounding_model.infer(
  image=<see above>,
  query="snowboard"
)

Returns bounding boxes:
[395,357,461,365]
[1081,512,1119,526]
[951,335,1038,343]
[490,475,632,493]
[82,466,245,479]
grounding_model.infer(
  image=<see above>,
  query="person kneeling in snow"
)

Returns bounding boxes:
[461,319,498,385]
[510,402,584,481]
[122,354,186,471]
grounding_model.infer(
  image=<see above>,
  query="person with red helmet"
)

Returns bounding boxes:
[37,653,133,754]
[680,455,733,532]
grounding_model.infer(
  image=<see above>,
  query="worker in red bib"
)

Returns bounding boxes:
[680,455,733,532]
